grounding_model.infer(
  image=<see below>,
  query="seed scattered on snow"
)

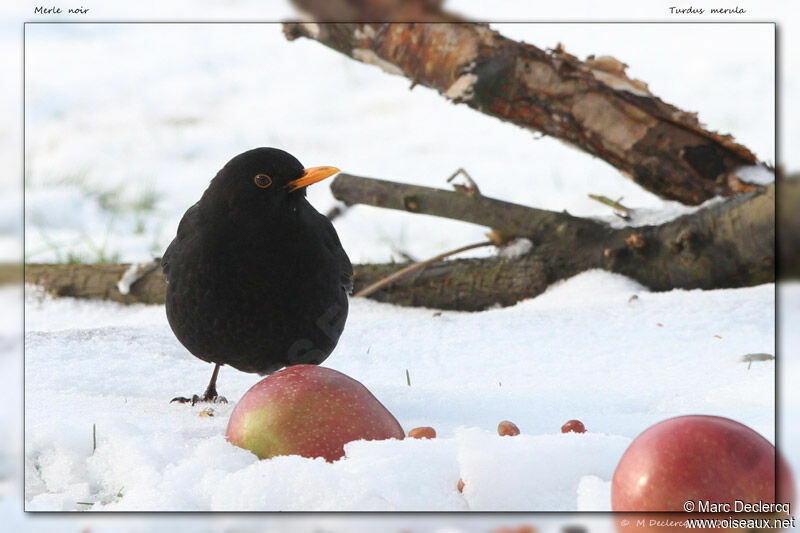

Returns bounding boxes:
[408,426,436,439]
[497,420,520,437]
[561,419,586,433]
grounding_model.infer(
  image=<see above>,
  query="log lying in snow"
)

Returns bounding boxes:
[283,4,763,205]
[26,262,167,305]
[25,177,776,312]
[333,174,774,309]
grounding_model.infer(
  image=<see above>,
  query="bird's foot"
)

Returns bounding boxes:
[170,393,228,406]
[171,366,227,405]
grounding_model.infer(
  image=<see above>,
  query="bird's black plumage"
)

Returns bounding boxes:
[163,148,352,402]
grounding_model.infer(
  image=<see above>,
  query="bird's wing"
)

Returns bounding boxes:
[161,201,200,284]
[320,214,353,293]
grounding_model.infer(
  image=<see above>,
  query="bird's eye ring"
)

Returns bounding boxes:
[254,174,273,188]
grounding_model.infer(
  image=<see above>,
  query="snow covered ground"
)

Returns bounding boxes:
[3,0,798,530]
[23,273,775,511]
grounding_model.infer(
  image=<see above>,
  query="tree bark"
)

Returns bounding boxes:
[283,1,764,206]
[331,172,601,245]
[24,179,776,312]
[25,262,167,304]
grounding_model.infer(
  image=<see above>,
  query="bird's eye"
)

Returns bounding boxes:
[254,174,273,188]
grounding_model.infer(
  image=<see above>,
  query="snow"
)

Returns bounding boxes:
[2,0,797,529]
[497,238,533,259]
[576,475,611,511]
[23,272,775,511]
[115,260,160,295]
[599,195,728,229]
[737,165,776,186]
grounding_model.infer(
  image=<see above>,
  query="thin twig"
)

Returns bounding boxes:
[446,168,481,196]
[354,240,494,298]
[588,194,633,215]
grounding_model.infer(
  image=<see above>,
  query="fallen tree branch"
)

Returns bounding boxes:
[333,174,773,305]
[283,1,765,205]
[331,172,602,245]
[26,262,167,304]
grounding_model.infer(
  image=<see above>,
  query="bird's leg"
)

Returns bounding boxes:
[170,363,228,405]
[200,363,227,403]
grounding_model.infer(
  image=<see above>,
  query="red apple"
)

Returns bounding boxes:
[612,415,794,513]
[225,364,405,462]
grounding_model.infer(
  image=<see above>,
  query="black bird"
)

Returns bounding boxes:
[162,148,352,404]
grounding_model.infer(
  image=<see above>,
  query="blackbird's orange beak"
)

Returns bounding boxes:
[285,166,340,192]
